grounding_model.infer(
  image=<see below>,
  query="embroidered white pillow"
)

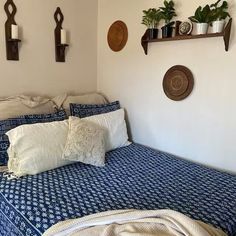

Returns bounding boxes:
[6,120,73,177]
[63,117,106,166]
[82,109,129,152]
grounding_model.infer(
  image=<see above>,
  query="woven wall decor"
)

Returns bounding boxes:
[107,20,128,52]
[163,65,194,101]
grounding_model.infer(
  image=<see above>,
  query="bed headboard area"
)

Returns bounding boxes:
[0,93,108,120]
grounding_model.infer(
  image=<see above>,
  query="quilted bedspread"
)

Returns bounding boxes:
[0,143,236,236]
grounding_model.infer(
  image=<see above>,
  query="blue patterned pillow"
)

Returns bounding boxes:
[70,101,121,118]
[0,110,67,166]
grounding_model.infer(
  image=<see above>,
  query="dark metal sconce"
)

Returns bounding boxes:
[54,7,69,62]
[4,0,21,61]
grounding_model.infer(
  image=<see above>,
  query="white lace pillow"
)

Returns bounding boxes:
[63,117,106,166]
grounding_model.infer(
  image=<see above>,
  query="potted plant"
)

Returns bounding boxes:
[210,0,230,33]
[189,5,212,35]
[159,0,177,38]
[142,8,162,39]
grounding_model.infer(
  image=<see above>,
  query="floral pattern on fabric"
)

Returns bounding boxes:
[70,101,120,118]
[63,117,106,166]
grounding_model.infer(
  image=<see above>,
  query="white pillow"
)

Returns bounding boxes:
[82,109,130,152]
[6,120,73,177]
[63,117,106,166]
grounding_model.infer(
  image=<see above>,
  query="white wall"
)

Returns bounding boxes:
[97,0,236,173]
[0,0,98,97]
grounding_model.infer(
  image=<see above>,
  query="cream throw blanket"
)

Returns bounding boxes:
[43,209,226,236]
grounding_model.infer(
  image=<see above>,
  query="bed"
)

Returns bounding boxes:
[0,143,236,236]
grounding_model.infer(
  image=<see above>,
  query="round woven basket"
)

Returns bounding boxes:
[163,65,194,101]
[107,21,128,52]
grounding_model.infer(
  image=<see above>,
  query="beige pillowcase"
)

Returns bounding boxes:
[52,93,108,115]
[0,95,55,120]
[63,117,106,166]
[0,93,107,120]
[6,120,73,177]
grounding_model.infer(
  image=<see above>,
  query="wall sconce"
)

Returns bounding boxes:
[54,7,69,62]
[4,0,21,61]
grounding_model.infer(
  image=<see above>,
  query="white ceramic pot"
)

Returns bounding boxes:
[212,20,225,33]
[196,23,209,35]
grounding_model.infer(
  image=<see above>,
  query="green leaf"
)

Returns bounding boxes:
[202,5,210,22]
[164,0,168,8]
[221,1,228,9]
[141,7,163,28]
[188,16,199,23]
[158,0,177,24]
[195,7,202,22]
[210,0,221,8]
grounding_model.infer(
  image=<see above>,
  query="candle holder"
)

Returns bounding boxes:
[4,0,21,61]
[54,7,69,62]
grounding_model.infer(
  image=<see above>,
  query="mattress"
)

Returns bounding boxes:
[0,143,236,236]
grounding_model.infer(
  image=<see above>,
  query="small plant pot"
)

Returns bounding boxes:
[212,20,225,33]
[162,25,173,38]
[196,23,209,35]
[147,28,159,39]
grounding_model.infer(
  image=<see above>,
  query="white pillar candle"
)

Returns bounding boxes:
[11,24,19,40]
[60,29,67,44]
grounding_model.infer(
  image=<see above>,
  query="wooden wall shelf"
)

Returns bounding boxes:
[141,18,232,55]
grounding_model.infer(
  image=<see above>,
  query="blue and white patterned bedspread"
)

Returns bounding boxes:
[0,143,236,236]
